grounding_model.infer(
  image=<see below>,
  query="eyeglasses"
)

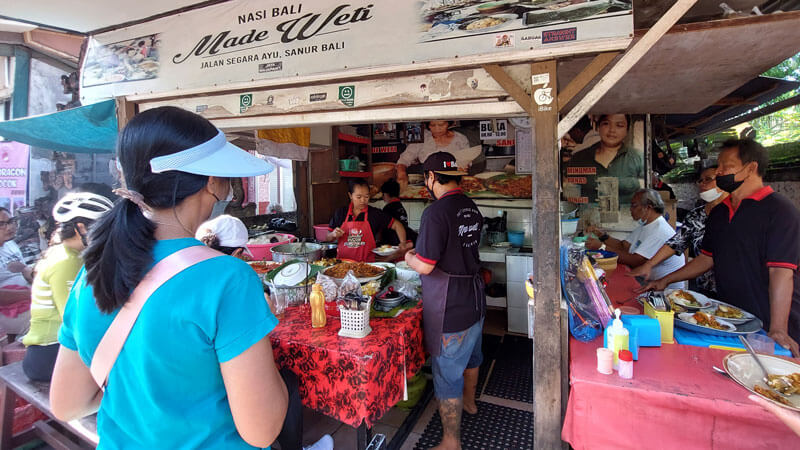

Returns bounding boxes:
[0,218,17,228]
[697,177,716,185]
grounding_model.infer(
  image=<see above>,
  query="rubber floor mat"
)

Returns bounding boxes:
[482,335,533,403]
[413,400,533,450]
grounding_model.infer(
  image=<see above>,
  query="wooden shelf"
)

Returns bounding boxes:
[339,171,371,178]
[337,132,371,145]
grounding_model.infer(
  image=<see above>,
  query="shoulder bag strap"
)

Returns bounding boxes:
[90,245,224,389]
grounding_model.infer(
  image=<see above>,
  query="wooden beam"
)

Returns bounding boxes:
[114,97,137,131]
[483,64,532,115]
[557,52,618,110]
[713,97,759,106]
[558,0,700,138]
[530,60,562,450]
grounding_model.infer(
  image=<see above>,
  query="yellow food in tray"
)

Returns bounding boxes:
[714,304,745,319]
[692,311,726,330]
[670,289,700,307]
[767,373,800,396]
[754,385,792,406]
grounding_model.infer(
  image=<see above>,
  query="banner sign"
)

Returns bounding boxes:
[81,0,632,103]
[0,142,30,214]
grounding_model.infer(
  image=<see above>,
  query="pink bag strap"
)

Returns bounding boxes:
[90,245,223,389]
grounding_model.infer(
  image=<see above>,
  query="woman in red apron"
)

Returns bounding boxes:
[326,179,408,262]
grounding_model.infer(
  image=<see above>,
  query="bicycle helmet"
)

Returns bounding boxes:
[52,192,114,223]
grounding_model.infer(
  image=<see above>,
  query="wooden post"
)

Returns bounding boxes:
[529,60,562,449]
[115,97,137,130]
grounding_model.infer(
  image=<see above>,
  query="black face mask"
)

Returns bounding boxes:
[716,167,748,193]
[425,173,437,201]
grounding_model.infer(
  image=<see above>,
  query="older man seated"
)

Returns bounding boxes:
[586,189,686,289]
[0,207,33,337]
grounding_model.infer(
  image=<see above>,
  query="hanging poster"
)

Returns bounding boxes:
[80,0,633,103]
[560,114,646,224]
[0,142,29,213]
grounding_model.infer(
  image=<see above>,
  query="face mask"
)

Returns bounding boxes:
[425,173,437,201]
[699,188,722,203]
[716,168,746,194]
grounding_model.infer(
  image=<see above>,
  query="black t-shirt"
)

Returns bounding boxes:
[381,200,417,245]
[701,186,800,341]
[329,205,394,241]
[417,189,485,332]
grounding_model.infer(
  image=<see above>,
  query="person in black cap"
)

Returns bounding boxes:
[404,152,485,450]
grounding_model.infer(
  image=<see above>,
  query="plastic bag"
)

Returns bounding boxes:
[337,271,362,299]
[387,280,418,299]
[560,241,605,342]
[315,272,339,302]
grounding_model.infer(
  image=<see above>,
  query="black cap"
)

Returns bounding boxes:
[422,152,467,176]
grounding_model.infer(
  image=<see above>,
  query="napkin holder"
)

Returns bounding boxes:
[644,299,674,344]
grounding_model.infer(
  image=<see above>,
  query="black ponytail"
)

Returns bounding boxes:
[83,106,217,313]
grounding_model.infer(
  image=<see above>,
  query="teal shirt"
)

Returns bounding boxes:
[59,239,277,449]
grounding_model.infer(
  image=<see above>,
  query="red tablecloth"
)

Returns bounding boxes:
[269,305,425,428]
[562,268,800,449]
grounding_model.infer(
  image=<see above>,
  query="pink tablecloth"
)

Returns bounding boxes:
[562,269,800,449]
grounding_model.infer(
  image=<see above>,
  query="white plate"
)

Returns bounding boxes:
[371,246,398,256]
[371,262,396,270]
[677,312,736,332]
[273,262,310,286]
[665,289,713,310]
[724,353,800,412]
[707,299,757,325]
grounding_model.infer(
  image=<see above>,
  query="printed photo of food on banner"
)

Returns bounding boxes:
[369,119,533,200]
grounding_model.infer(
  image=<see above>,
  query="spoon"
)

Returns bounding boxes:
[739,335,770,382]
[712,366,732,379]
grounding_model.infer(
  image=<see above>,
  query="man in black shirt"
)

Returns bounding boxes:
[405,152,485,450]
[645,139,800,355]
[380,179,417,245]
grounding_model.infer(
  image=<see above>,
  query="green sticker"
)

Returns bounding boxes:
[240,93,253,113]
[338,85,355,107]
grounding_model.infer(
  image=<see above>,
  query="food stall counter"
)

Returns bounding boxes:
[562,269,800,448]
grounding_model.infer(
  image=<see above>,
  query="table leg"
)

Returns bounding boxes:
[0,382,17,450]
[356,422,372,450]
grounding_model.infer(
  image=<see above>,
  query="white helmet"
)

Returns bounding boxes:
[53,192,114,223]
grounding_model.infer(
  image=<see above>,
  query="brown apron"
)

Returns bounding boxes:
[421,267,485,356]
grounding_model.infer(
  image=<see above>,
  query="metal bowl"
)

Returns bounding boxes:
[270,242,322,263]
[375,291,406,309]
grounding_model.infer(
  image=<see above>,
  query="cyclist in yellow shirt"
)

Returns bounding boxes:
[22,192,113,381]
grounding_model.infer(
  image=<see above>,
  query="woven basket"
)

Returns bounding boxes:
[338,300,372,338]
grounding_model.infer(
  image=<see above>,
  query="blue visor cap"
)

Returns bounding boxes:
[150,130,273,177]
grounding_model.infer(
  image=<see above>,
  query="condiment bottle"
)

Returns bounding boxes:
[310,283,327,328]
[605,308,629,370]
[618,349,634,379]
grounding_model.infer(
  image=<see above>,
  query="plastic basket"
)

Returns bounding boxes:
[338,300,372,338]
[339,158,359,171]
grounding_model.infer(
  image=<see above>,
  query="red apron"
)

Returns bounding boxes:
[337,204,376,262]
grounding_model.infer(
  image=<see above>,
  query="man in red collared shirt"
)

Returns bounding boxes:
[645,139,800,355]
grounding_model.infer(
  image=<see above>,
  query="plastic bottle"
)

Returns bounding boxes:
[605,308,629,370]
[310,283,327,328]
[618,349,634,379]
